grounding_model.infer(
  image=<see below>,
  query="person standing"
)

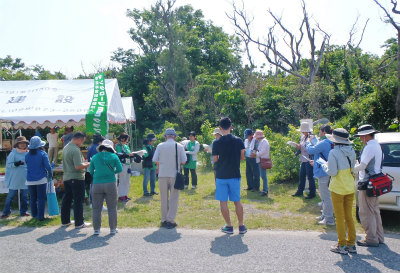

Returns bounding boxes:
[86,133,105,206]
[1,136,30,219]
[61,126,74,148]
[254,130,270,197]
[89,139,123,235]
[244,129,260,192]
[152,128,187,229]
[183,131,200,190]
[354,124,385,247]
[115,133,134,202]
[321,128,357,255]
[213,117,247,234]
[46,128,59,164]
[25,136,52,221]
[61,132,91,228]
[292,122,316,199]
[306,124,334,225]
[142,133,158,196]
[209,128,222,181]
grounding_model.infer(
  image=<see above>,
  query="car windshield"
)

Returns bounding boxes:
[381,143,400,167]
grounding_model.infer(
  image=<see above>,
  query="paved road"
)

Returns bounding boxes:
[0,226,399,273]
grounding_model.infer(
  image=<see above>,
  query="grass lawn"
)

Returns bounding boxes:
[0,163,399,233]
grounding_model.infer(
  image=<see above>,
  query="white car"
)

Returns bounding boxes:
[356,132,400,215]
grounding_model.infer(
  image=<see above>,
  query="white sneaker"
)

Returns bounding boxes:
[93,230,100,236]
[318,201,323,207]
[318,219,335,226]
[75,222,92,229]
[61,220,75,227]
[315,215,324,221]
[110,228,118,235]
[192,185,196,189]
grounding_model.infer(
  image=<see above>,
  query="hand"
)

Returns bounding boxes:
[14,160,24,167]
[82,162,90,167]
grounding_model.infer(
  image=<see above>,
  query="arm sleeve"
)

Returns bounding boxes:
[180,146,187,164]
[305,141,324,155]
[152,145,160,163]
[42,152,52,177]
[257,140,270,158]
[114,155,123,174]
[72,151,84,169]
[360,146,375,166]
[321,152,338,177]
[354,162,367,173]
[6,152,16,168]
[142,146,149,158]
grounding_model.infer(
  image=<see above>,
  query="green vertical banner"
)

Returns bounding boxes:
[86,73,108,135]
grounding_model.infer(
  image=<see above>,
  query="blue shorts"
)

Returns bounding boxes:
[215,178,241,202]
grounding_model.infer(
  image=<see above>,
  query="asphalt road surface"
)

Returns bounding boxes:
[0,226,399,273]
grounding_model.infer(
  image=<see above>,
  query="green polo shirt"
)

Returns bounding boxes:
[62,142,86,181]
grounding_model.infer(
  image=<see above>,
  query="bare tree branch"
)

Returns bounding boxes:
[373,0,400,30]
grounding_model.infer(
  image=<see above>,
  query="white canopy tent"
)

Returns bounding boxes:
[121,97,137,149]
[0,79,126,129]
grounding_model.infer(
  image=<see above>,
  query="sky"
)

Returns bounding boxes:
[0,0,397,78]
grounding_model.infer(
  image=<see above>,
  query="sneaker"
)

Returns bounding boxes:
[345,245,357,254]
[191,186,196,190]
[75,222,91,229]
[244,187,253,191]
[61,220,75,227]
[143,192,152,196]
[93,230,100,236]
[259,191,268,197]
[318,201,323,207]
[150,192,159,195]
[0,214,10,219]
[161,221,169,228]
[20,213,30,217]
[315,215,324,221]
[292,192,303,197]
[318,219,335,226]
[356,239,379,247]
[330,244,348,255]
[221,225,234,234]
[166,222,177,229]
[239,225,248,234]
[110,229,118,235]
[90,204,93,208]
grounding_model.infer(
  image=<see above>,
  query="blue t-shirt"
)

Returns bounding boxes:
[212,134,245,179]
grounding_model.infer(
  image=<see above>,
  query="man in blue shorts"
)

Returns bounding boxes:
[212,117,247,234]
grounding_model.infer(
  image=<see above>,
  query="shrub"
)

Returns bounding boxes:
[264,124,300,183]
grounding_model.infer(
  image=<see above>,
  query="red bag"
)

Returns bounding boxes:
[366,173,393,197]
[260,158,272,170]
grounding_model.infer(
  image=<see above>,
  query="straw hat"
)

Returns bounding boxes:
[14,136,29,148]
[354,124,380,137]
[298,122,312,133]
[326,128,353,145]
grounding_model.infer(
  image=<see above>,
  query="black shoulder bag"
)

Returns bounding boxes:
[174,143,185,190]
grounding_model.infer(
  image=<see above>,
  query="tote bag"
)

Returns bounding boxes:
[47,179,59,216]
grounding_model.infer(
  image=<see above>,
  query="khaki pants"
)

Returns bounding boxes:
[48,146,58,164]
[358,190,385,244]
[331,192,356,247]
[92,182,118,231]
[159,177,180,223]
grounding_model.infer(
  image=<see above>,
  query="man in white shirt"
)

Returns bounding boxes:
[152,128,187,229]
[354,124,384,247]
[46,127,59,164]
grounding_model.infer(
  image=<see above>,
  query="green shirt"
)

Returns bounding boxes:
[89,152,123,184]
[62,142,86,181]
[115,143,131,165]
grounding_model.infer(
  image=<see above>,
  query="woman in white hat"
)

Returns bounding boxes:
[253,130,270,197]
[321,128,357,255]
[292,122,316,199]
[89,139,123,235]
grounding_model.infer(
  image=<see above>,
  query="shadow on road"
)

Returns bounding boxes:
[210,234,248,257]
[36,226,86,244]
[70,234,113,251]
[336,243,400,272]
[144,228,181,244]
[0,226,35,237]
